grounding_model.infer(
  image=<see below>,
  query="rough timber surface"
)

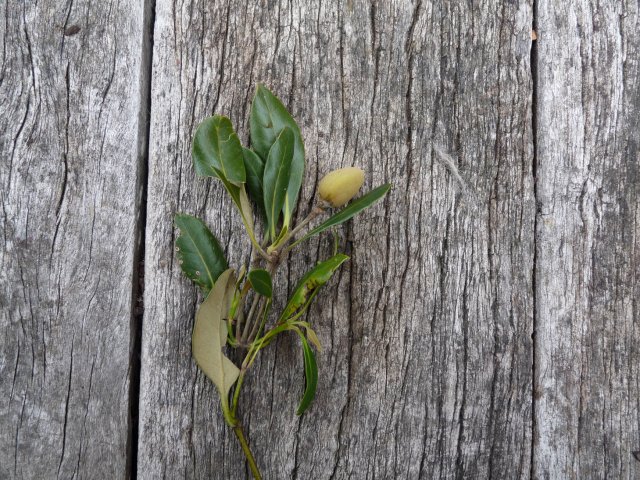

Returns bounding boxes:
[138,1,535,478]
[3,0,639,479]
[534,1,640,479]
[0,1,147,478]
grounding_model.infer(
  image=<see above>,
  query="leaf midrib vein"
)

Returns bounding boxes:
[182,228,215,287]
[269,142,292,229]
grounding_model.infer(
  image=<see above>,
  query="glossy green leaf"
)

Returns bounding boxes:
[250,85,305,225]
[279,253,349,322]
[175,214,228,294]
[242,147,265,215]
[192,270,240,399]
[292,184,391,248]
[192,115,246,184]
[263,127,294,239]
[248,269,272,298]
[295,332,318,416]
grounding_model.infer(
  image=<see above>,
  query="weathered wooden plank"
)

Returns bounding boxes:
[534,1,640,478]
[0,1,148,478]
[139,0,535,478]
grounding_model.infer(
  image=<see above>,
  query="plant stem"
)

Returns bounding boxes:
[223,394,262,479]
[241,293,262,342]
[231,369,246,417]
[233,423,262,479]
[234,306,245,343]
[227,208,326,479]
[247,300,267,342]
[279,205,326,249]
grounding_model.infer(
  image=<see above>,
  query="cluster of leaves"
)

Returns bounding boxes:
[174,85,389,477]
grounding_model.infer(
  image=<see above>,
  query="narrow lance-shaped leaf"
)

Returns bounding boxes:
[295,331,318,416]
[279,253,349,322]
[292,184,391,248]
[192,270,240,400]
[263,126,294,240]
[175,214,228,294]
[250,85,305,226]
[248,269,272,298]
[242,147,265,215]
[192,115,246,184]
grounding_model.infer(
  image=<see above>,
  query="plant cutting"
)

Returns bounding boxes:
[174,84,390,479]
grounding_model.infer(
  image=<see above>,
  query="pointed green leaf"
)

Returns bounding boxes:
[279,253,349,322]
[263,127,294,239]
[192,270,240,399]
[295,332,318,415]
[175,214,228,294]
[293,184,391,247]
[242,147,265,215]
[250,85,305,225]
[192,115,246,184]
[248,269,272,298]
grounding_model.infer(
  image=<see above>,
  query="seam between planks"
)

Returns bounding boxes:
[530,0,539,478]
[126,0,156,478]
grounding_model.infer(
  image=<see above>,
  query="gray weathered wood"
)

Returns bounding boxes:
[4,0,637,478]
[138,1,535,478]
[534,1,640,478]
[0,1,148,478]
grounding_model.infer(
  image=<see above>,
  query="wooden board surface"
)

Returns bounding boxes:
[534,1,640,478]
[0,1,148,478]
[1,0,639,479]
[138,1,535,478]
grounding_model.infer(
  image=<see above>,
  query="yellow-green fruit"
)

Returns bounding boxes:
[318,167,365,207]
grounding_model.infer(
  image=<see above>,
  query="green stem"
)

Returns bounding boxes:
[231,369,246,417]
[223,207,326,480]
[279,205,326,251]
[222,394,262,479]
[233,423,262,479]
[246,230,270,261]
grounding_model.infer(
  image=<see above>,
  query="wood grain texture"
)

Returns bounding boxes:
[0,1,148,478]
[138,0,535,478]
[534,1,640,478]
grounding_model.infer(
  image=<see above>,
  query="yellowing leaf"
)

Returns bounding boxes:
[305,327,323,353]
[192,269,240,399]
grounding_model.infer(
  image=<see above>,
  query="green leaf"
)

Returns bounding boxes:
[295,332,318,416]
[248,269,272,298]
[242,148,265,215]
[279,253,349,322]
[292,184,391,248]
[175,214,228,294]
[263,126,294,240]
[192,115,246,184]
[192,270,240,399]
[250,85,305,225]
